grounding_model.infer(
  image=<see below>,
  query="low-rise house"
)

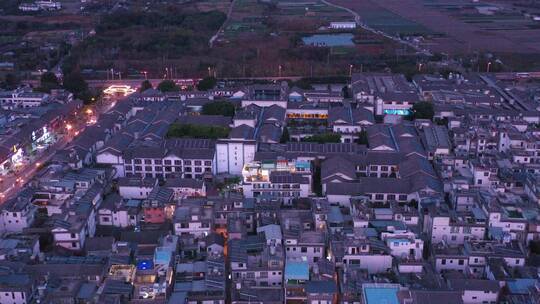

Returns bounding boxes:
[163,178,206,199]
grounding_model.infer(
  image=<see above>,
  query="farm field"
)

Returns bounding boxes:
[328,0,540,54]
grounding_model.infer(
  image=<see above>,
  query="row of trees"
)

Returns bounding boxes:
[37,71,96,104]
[166,123,230,139]
[139,77,218,93]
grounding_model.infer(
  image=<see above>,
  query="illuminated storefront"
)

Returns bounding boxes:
[11,146,23,167]
[384,109,411,116]
[31,126,55,152]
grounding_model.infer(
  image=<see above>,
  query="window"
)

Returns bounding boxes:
[175,160,182,165]
[387,194,395,200]
[301,247,307,253]
[70,233,76,238]
[204,161,211,166]
[398,195,407,201]
[458,260,464,265]
[72,242,77,248]
[155,160,162,165]
[441,259,446,265]
[195,161,202,166]
[375,194,384,200]
[134,159,142,164]
[144,159,152,164]
[164,160,171,165]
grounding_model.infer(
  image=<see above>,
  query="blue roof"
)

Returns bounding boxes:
[285,261,309,281]
[328,206,344,223]
[154,247,172,265]
[507,279,537,295]
[387,238,411,244]
[363,286,400,304]
[126,199,141,207]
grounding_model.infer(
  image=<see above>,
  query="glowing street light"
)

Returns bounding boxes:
[487,61,492,73]
[349,64,353,77]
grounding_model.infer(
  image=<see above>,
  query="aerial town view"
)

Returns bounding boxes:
[2,0,540,303]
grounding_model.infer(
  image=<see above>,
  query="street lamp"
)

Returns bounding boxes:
[207,67,211,77]
[418,63,423,72]
[487,62,492,73]
[349,64,353,77]
[278,65,282,78]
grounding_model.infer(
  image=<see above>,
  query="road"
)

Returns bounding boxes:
[24,76,308,89]
[0,96,116,203]
[0,131,76,203]
[320,0,432,56]
[209,0,238,48]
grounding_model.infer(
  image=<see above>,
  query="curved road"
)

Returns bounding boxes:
[320,0,432,56]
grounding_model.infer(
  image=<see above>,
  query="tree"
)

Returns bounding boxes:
[37,72,60,93]
[280,127,290,143]
[196,76,217,91]
[290,78,313,90]
[0,73,19,90]
[411,101,434,120]
[63,72,89,99]
[157,80,179,92]
[202,101,235,117]
[302,133,341,143]
[356,130,368,145]
[139,80,152,92]
[342,85,350,99]
[166,123,230,139]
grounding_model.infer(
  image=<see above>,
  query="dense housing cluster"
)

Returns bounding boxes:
[1,72,540,304]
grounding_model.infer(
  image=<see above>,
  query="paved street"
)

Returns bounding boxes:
[0,96,117,203]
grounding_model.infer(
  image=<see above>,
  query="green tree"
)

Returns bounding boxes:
[63,72,89,99]
[202,101,235,117]
[37,72,61,93]
[0,73,19,90]
[342,85,350,99]
[157,80,179,92]
[356,130,368,145]
[139,80,152,92]
[167,123,230,139]
[302,133,341,143]
[280,127,290,143]
[290,78,313,90]
[411,101,434,120]
[196,76,217,91]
